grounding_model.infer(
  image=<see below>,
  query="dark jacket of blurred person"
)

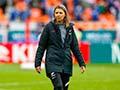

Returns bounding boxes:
[0,0,7,14]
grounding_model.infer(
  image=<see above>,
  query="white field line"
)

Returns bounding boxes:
[0,81,48,87]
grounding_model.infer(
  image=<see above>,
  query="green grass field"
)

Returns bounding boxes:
[0,64,120,90]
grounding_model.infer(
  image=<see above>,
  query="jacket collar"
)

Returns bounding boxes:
[50,20,74,29]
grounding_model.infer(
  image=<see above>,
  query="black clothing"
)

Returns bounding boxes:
[35,21,86,76]
[48,72,70,90]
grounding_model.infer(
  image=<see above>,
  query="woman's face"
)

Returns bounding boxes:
[54,8,66,22]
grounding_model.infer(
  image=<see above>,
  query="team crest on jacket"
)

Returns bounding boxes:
[69,29,72,35]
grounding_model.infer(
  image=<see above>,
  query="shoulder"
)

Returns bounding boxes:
[69,22,75,32]
[68,22,74,30]
[70,22,74,27]
[43,21,54,31]
[45,21,55,28]
[44,21,52,27]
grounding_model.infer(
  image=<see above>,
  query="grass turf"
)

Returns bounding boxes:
[0,64,120,90]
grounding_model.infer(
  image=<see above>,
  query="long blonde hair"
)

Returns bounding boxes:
[53,4,70,27]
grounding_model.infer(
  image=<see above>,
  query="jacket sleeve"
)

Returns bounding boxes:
[35,24,49,67]
[70,27,86,67]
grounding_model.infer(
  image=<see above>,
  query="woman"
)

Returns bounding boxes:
[35,4,86,90]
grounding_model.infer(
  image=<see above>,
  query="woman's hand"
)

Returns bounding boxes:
[80,66,86,73]
[35,66,42,74]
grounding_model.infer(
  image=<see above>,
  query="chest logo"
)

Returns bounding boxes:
[68,30,72,35]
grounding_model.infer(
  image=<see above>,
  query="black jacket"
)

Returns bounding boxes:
[35,21,86,76]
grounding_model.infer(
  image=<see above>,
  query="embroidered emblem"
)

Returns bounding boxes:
[51,72,56,79]
[69,30,72,35]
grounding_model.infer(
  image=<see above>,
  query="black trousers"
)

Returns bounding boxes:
[48,72,70,90]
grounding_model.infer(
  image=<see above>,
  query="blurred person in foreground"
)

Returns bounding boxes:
[35,4,86,90]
